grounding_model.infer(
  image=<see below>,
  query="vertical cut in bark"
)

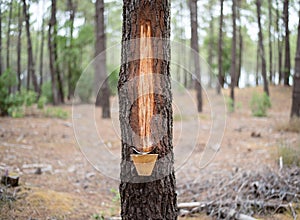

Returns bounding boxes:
[137,22,155,153]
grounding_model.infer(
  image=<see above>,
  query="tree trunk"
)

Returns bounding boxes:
[256,0,269,96]
[95,0,110,118]
[275,0,283,85]
[236,0,242,87]
[22,0,39,93]
[217,0,224,94]
[6,0,13,70]
[119,1,177,219]
[48,0,58,105]
[230,0,237,107]
[67,0,75,100]
[39,17,45,91]
[17,3,23,91]
[0,0,3,75]
[268,0,273,84]
[283,0,290,86]
[189,0,202,112]
[207,0,214,88]
[291,6,300,117]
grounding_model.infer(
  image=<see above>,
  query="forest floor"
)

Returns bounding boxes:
[0,86,299,220]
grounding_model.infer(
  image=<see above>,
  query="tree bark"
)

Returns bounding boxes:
[291,6,300,117]
[207,0,214,88]
[48,0,58,105]
[95,0,110,118]
[6,0,13,70]
[119,1,177,219]
[17,3,23,91]
[283,0,290,86]
[217,0,224,94]
[22,0,39,93]
[268,0,273,84]
[39,17,45,91]
[256,0,269,96]
[67,0,75,100]
[275,0,283,85]
[230,0,237,107]
[236,0,242,87]
[189,0,202,112]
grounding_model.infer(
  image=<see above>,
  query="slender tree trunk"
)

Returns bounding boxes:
[275,0,283,85]
[189,0,202,112]
[208,0,214,88]
[268,0,273,84]
[291,5,300,117]
[217,0,224,94]
[283,0,290,86]
[119,1,177,219]
[48,0,58,105]
[17,4,23,91]
[39,18,45,90]
[230,0,237,107]
[67,0,75,100]
[6,0,13,71]
[236,0,242,87]
[256,0,270,96]
[0,0,3,75]
[22,0,39,93]
[95,0,110,118]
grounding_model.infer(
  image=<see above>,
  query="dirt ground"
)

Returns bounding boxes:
[0,86,299,219]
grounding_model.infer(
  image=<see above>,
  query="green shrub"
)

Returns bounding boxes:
[41,82,53,104]
[77,73,93,103]
[44,107,68,119]
[37,96,47,109]
[226,96,234,113]
[250,92,271,117]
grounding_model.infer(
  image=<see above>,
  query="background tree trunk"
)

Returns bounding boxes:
[230,0,237,107]
[95,0,110,118]
[22,0,39,93]
[217,0,224,94]
[207,0,214,88]
[189,0,202,112]
[39,18,45,91]
[119,1,177,219]
[268,0,273,84]
[67,0,75,100]
[275,0,283,85]
[256,0,269,96]
[236,0,242,87]
[48,0,58,105]
[6,0,13,71]
[256,39,260,86]
[17,4,23,91]
[283,0,290,86]
[291,7,300,117]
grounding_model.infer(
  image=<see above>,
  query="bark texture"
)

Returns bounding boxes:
[217,0,224,94]
[119,1,177,219]
[230,0,237,106]
[256,0,269,96]
[283,0,290,86]
[17,4,22,91]
[291,9,300,117]
[275,0,283,84]
[22,0,39,93]
[189,0,202,112]
[48,0,58,104]
[268,0,273,83]
[95,0,110,118]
